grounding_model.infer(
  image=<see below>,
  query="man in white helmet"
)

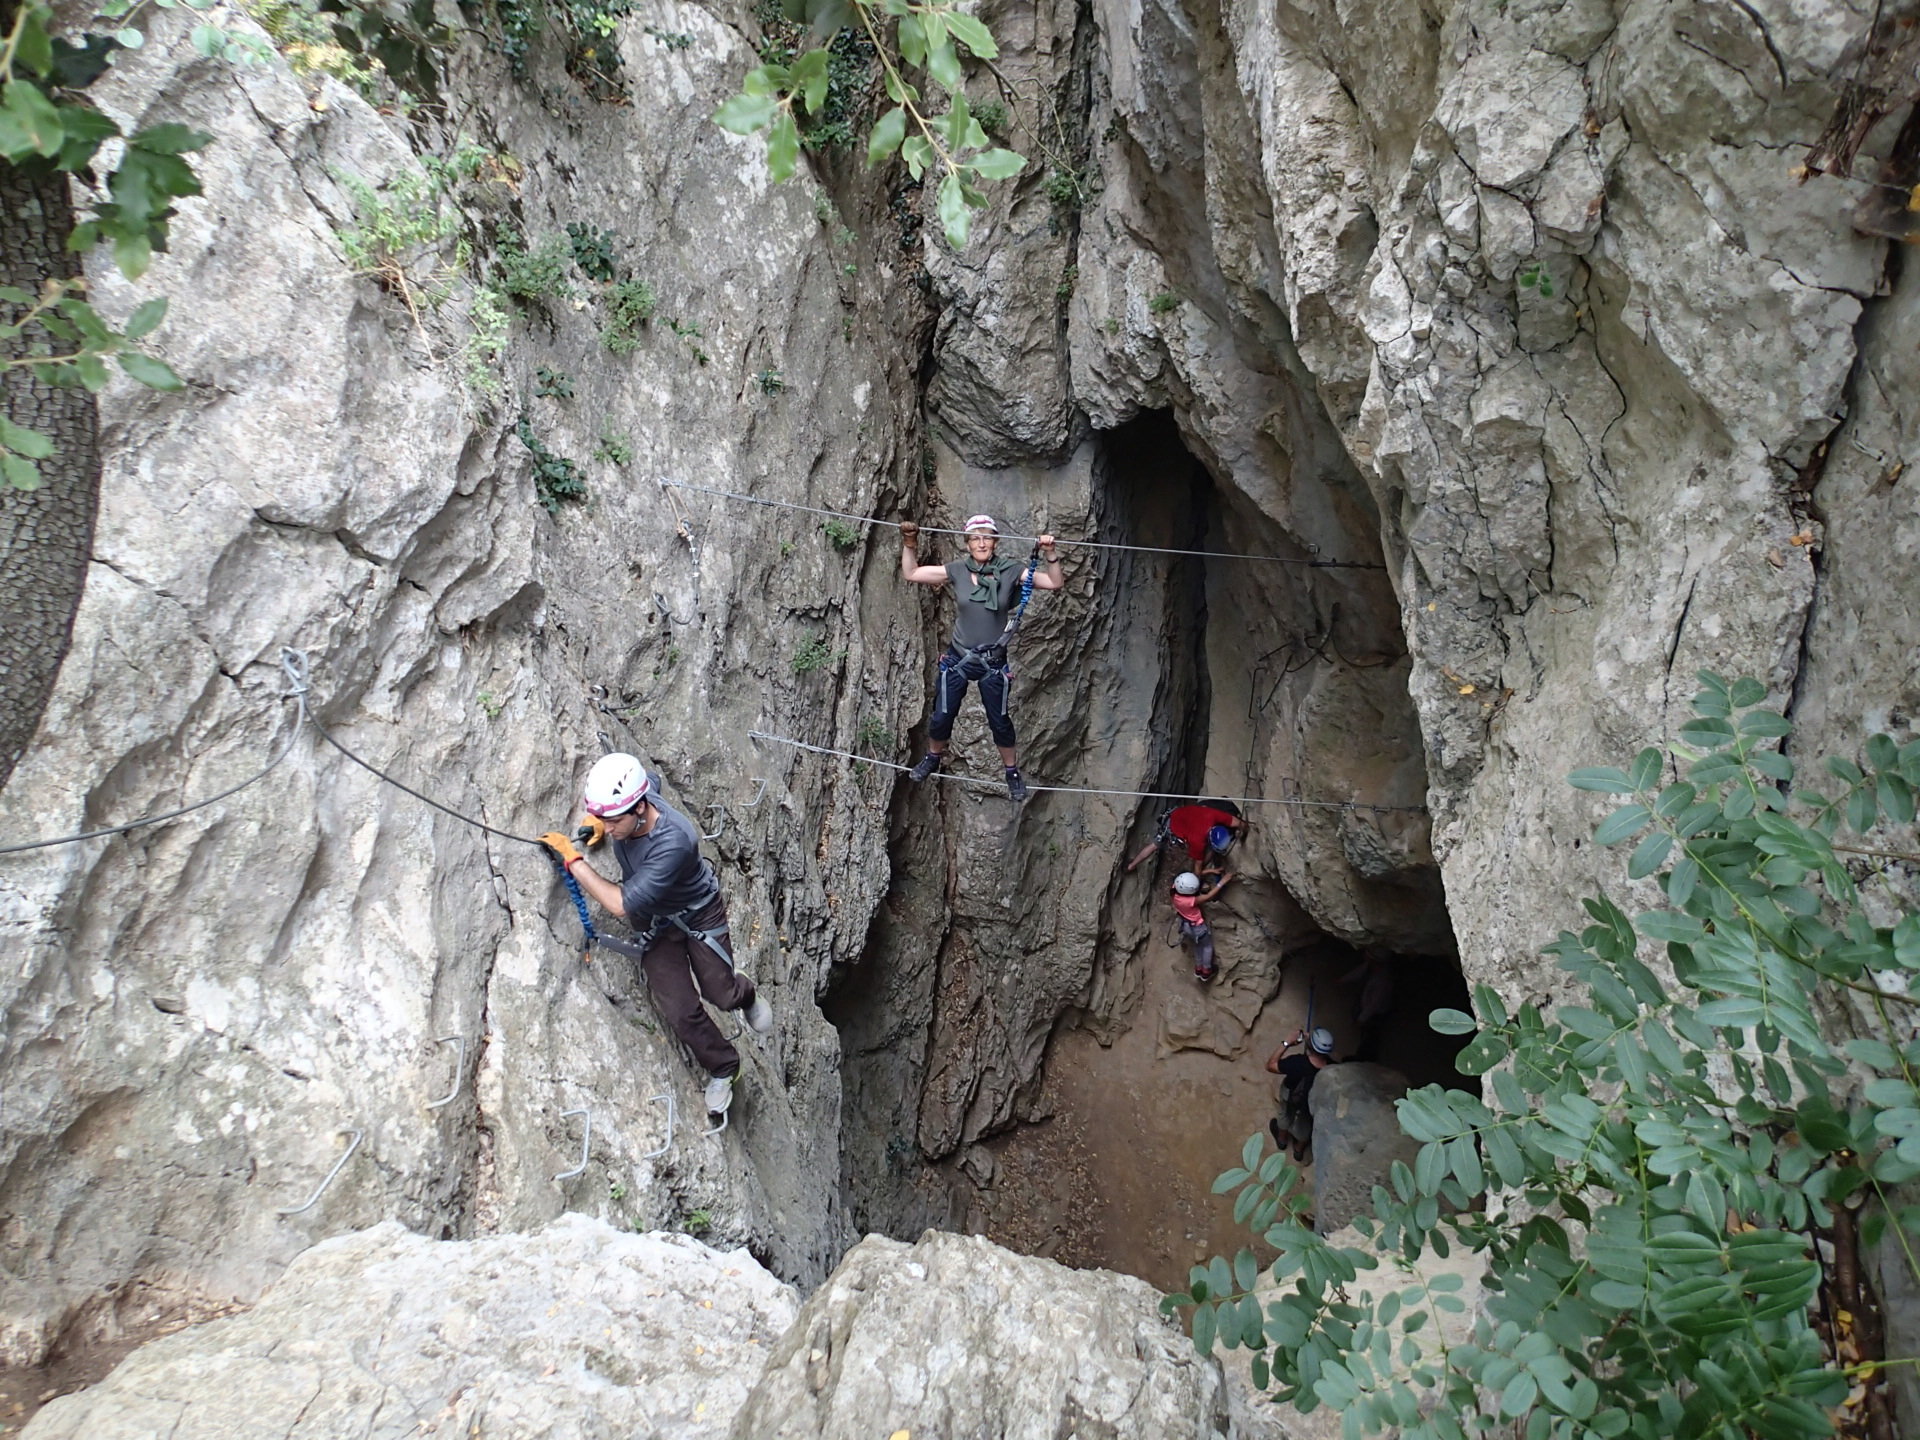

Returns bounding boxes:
[897,513,1064,801]
[541,754,770,1115]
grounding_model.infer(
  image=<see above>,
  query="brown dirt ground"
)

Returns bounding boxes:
[965,930,1363,1292]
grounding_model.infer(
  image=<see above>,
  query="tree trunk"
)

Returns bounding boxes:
[0,155,100,795]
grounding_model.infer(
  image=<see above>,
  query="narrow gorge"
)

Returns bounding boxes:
[1,0,1916,1429]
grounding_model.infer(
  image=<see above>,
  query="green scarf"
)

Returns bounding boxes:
[965,555,1016,606]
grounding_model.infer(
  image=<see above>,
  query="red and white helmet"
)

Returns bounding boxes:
[963,514,998,536]
[583,753,650,817]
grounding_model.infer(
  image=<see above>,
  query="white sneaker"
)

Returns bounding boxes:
[704,1073,735,1115]
[745,995,773,1035]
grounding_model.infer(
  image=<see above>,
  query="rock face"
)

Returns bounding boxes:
[22,1216,799,1440]
[24,1221,1281,1440]
[1307,1063,1419,1235]
[731,1228,1241,1439]
[0,0,927,1365]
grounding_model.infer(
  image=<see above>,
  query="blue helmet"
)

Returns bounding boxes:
[1207,823,1234,853]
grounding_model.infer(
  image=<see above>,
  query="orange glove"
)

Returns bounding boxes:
[540,832,583,867]
[575,815,606,847]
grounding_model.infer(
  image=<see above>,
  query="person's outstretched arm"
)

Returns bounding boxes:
[1199,871,1233,903]
[1030,533,1066,590]
[900,520,948,584]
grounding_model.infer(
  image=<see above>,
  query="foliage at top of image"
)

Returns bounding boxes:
[1173,673,1920,1440]
[714,0,1025,249]
[0,0,225,487]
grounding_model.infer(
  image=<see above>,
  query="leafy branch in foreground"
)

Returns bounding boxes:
[713,0,1024,248]
[1170,672,1920,1440]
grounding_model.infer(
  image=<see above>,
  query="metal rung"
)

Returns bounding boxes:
[277,1129,362,1216]
[640,1092,673,1159]
[426,1035,463,1110]
[553,1108,591,1183]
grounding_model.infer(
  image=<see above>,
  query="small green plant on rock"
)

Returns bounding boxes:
[477,689,505,719]
[534,366,574,399]
[515,417,587,515]
[1517,261,1556,299]
[497,230,573,302]
[682,1208,713,1236]
[334,167,464,312]
[601,278,658,353]
[791,633,836,674]
[593,426,634,466]
[1056,264,1077,303]
[666,316,710,365]
[461,285,511,403]
[757,367,786,395]
[821,518,861,550]
[566,222,619,282]
[1172,673,1920,1440]
[854,715,894,754]
[972,99,1008,137]
[1148,290,1181,315]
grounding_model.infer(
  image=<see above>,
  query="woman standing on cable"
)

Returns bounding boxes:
[898,514,1064,801]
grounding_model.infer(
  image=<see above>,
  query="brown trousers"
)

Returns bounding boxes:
[639,897,753,1077]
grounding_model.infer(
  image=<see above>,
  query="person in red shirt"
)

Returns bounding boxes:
[1171,868,1233,981]
[1127,802,1244,873]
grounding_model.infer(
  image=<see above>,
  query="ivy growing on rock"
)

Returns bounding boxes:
[1172,673,1920,1440]
[714,0,1024,248]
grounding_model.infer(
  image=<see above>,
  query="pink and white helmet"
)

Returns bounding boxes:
[963,514,998,536]
[583,753,650,817]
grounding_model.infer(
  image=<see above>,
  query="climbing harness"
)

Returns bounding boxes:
[747,730,1428,813]
[657,478,1386,570]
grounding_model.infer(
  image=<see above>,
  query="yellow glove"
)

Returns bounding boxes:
[540,831,583,867]
[575,815,607,848]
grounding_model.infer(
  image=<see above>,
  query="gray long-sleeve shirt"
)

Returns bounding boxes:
[612,799,719,923]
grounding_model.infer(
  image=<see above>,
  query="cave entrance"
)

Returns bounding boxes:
[827,407,1468,1289]
[948,409,1469,1289]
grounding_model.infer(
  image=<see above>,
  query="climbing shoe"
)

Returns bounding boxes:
[1005,766,1028,802]
[704,1073,736,1115]
[907,752,943,783]
[1194,960,1217,983]
[745,995,773,1035]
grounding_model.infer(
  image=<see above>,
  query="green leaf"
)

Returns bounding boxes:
[766,111,800,182]
[970,146,1026,180]
[15,7,54,75]
[1192,1299,1216,1353]
[943,92,971,149]
[1594,803,1652,846]
[713,92,776,135]
[944,9,998,56]
[1211,1166,1249,1194]
[927,36,962,89]
[1739,709,1792,738]
[1233,1248,1259,1293]
[112,231,153,281]
[1628,746,1662,791]
[867,105,907,167]
[1881,774,1915,825]
[123,296,169,341]
[936,169,972,248]
[901,134,934,180]
[1627,829,1673,879]
[0,417,54,459]
[1,452,43,490]
[897,13,926,67]
[1636,910,1702,943]
[127,121,211,156]
[1729,676,1767,706]
[1428,1007,1477,1035]
[54,105,118,172]
[118,351,182,389]
[789,47,831,114]
[116,26,146,47]
[0,81,66,159]
[1568,766,1635,794]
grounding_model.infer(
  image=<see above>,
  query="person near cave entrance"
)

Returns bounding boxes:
[1172,868,1233,982]
[899,513,1064,802]
[1266,1025,1339,1163]
[1126,801,1244,874]
[541,754,771,1117]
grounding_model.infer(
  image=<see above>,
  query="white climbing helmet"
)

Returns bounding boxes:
[583,753,650,817]
[1173,872,1202,895]
[964,514,999,536]
[1307,1027,1336,1057]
